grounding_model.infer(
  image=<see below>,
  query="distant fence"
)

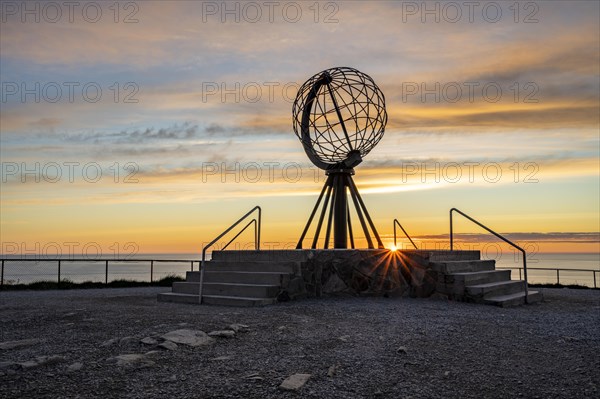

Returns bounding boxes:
[0,259,199,288]
[0,259,597,289]
[498,267,598,288]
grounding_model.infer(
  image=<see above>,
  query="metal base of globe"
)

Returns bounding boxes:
[296,170,384,250]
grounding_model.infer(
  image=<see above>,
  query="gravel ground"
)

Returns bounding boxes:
[0,287,598,399]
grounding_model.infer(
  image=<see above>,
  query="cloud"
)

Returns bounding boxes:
[415,232,600,244]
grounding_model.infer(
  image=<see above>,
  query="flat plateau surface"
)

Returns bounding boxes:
[1,288,598,398]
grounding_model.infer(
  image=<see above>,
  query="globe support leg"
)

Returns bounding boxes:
[346,175,374,249]
[296,169,383,250]
[333,172,348,249]
[296,175,332,249]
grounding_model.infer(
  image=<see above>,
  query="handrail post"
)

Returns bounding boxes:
[522,251,528,304]
[191,261,194,272]
[199,249,206,304]
[105,260,109,285]
[150,260,154,283]
[57,260,61,288]
[1,260,4,290]
[556,269,559,285]
[393,220,397,247]
[257,207,261,250]
[450,208,454,250]
[594,271,597,289]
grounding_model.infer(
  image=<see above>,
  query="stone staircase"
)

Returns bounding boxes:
[158,249,541,307]
[157,250,305,307]
[431,259,542,306]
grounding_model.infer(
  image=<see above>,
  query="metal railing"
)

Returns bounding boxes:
[0,258,197,289]
[198,206,261,303]
[497,266,598,288]
[450,207,529,303]
[393,219,418,249]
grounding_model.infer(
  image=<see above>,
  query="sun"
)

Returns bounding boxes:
[389,245,398,252]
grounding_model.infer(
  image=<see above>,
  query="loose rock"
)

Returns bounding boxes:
[227,323,249,333]
[119,336,138,346]
[158,341,178,351]
[100,338,117,347]
[140,337,158,345]
[108,354,154,367]
[0,339,41,350]
[161,329,214,347]
[67,362,83,372]
[208,330,235,338]
[279,373,311,391]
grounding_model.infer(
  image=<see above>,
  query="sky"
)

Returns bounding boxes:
[0,1,599,257]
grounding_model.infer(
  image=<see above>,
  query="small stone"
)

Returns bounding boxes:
[62,313,76,318]
[108,354,154,367]
[161,374,177,383]
[444,371,450,377]
[37,355,66,366]
[327,365,337,378]
[0,338,41,350]
[119,336,137,345]
[67,362,83,372]
[140,337,158,345]
[208,330,235,338]
[100,338,117,347]
[338,335,350,342]
[20,355,66,369]
[397,346,408,354]
[279,373,311,391]
[161,330,214,347]
[19,361,39,369]
[227,323,249,333]
[158,341,178,351]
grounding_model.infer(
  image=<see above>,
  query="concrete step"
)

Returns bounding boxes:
[484,290,543,307]
[204,261,300,274]
[186,271,290,285]
[212,250,310,262]
[157,292,278,306]
[172,282,279,297]
[157,292,200,304]
[446,269,511,285]
[431,260,495,274]
[202,295,278,307]
[425,250,481,262]
[465,280,525,299]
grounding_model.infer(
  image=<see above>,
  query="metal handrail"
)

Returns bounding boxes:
[393,219,418,249]
[198,206,262,303]
[450,207,528,303]
[222,219,257,251]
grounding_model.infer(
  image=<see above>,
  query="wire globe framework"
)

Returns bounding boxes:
[292,67,387,170]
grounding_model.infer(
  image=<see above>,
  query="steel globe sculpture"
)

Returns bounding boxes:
[294,67,386,250]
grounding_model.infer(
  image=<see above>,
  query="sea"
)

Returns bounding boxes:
[1,252,598,288]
